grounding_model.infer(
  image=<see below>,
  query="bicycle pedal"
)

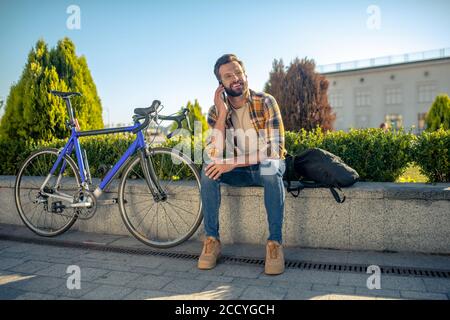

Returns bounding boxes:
[51,201,65,213]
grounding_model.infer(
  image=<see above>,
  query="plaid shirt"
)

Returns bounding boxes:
[205,89,287,160]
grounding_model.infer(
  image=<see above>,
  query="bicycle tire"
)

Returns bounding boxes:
[14,148,81,237]
[118,147,203,248]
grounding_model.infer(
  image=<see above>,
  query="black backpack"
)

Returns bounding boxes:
[283,148,360,203]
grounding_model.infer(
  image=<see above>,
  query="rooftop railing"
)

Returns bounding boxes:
[318,48,450,74]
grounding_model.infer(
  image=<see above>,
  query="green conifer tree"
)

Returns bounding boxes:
[425,94,450,131]
[0,38,103,143]
[170,100,208,137]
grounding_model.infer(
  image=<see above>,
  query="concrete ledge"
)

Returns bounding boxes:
[1,175,449,254]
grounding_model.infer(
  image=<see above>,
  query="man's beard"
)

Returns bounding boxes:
[224,80,248,97]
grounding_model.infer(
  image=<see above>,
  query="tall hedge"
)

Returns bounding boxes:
[2,129,449,183]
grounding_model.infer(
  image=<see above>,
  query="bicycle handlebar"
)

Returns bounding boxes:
[132,101,190,138]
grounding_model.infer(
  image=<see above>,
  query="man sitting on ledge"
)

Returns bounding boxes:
[199,53,287,275]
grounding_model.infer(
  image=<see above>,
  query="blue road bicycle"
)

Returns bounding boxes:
[14,91,202,248]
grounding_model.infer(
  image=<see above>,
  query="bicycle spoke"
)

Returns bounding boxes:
[36,207,45,229]
[29,206,42,225]
[166,197,200,203]
[135,201,156,230]
[164,199,197,216]
[127,197,154,207]
[156,201,159,240]
[163,204,171,240]
[36,155,46,176]
[50,207,54,232]
[131,167,145,181]
[160,203,182,238]
[164,180,185,195]
[164,165,185,186]
[160,201,190,227]
[148,203,159,239]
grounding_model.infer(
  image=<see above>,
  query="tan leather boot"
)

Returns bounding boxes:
[198,236,221,270]
[265,240,285,275]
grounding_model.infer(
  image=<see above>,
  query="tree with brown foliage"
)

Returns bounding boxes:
[264,57,335,131]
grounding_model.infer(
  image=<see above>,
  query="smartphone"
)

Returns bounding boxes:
[219,80,227,102]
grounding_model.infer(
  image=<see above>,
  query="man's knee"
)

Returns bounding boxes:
[259,172,283,185]
[259,160,285,183]
[201,164,218,184]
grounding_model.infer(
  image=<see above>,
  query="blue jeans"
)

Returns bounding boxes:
[200,159,286,243]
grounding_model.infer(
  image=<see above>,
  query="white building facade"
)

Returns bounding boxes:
[320,49,450,133]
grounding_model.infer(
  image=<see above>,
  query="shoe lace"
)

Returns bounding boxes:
[268,242,278,259]
[204,238,216,254]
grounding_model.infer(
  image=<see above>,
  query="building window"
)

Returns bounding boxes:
[418,113,427,133]
[329,92,343,108]
[355,90,371,107]
[418,84,436,103]
[385,114,403,130]
[385,87,403,105]
[333,107,344,130]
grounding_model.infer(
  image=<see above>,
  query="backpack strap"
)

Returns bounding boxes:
[301,181,346,204]
[286,180,347,204]
[286,180,303,198]
[286,181,324,198]
[329,186,346,203]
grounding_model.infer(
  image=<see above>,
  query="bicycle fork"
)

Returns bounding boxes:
[139,148,167,202]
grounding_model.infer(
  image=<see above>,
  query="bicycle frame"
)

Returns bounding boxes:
[41,123,158,203]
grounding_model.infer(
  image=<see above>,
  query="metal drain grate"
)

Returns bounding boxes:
[1,233,449,279]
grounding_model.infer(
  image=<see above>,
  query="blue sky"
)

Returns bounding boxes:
[1,0,449,125]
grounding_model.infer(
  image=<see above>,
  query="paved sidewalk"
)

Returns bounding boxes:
[0,224,449,300]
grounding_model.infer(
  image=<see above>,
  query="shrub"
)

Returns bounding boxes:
[412,127,450,183]
[286,127,415,182]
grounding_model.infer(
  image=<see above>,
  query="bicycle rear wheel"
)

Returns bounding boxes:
[14,148,81,236]
[118,147,202,248]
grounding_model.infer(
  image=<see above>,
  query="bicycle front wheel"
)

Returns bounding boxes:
[118,147,202,248]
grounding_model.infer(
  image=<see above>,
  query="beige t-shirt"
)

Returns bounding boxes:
[230,102,259,156]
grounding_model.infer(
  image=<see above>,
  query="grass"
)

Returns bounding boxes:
[396,164,428,183]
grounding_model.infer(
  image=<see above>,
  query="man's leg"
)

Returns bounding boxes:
[198,163,258,270]
[255,159,286,275]
[200,163,258,240]
[257,159,286,243]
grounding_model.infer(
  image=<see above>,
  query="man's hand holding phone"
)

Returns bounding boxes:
[214,84,228,119]
[205,83,233,178]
